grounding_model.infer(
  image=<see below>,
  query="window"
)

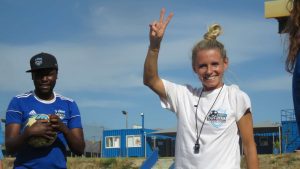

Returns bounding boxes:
[259,136,269,146]
[126,135,141,147]
[105,136,120,148]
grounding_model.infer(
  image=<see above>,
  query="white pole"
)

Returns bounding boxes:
[122,111,128,129]
[126,113,128,129]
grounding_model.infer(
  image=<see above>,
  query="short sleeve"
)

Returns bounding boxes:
[160,79,198,115]
[68,101,82,129]
[234,88,251,121]
[6,97,23,125]
[160,79,179,112]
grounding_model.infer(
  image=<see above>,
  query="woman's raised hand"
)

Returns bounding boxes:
[149,8,173,49]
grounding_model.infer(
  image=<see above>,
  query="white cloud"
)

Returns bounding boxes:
[243,75,292,91]
[0,41,146,92]
[0,0,293,130]
[78,99,135,109]
[88,5,150,37]
[0,9,285,94]
[147,7,284,69]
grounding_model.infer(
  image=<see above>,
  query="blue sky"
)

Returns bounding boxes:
[0,0,293,140]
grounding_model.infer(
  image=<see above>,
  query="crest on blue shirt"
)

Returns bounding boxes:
[54,109,66,120]
[207,109,227,128]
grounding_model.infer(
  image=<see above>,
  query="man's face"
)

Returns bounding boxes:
[32,68,57,99]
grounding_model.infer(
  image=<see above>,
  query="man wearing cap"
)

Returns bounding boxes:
[5,52,85,169]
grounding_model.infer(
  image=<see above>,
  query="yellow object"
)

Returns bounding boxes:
[264,0,292,18]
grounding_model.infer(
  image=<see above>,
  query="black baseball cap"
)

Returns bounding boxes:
[26,52,58,72]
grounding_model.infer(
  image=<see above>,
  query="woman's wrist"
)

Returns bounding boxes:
[149,45,160,53]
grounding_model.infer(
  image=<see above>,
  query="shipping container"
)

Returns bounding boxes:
[102,128,156,158]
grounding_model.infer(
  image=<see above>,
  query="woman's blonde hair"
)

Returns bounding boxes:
[192,24,227,70]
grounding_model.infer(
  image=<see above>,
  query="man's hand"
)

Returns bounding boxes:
[49,114,68,133]
[24,119,56,140]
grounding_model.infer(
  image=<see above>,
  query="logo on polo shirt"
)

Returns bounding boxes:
[29,110,37,116]
[54,109,66,120]
[207,109,227,128]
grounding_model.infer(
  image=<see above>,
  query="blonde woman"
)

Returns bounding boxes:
[143,8,258,169]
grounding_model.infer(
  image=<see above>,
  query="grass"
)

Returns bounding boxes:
[241,153,300,169]
[2,152,300,169]
[67,157,140,169]
[3,157,142,169]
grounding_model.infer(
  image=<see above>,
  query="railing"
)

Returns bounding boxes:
[169,162,175,169]
[140,148,158,169]
[281,109,300,152]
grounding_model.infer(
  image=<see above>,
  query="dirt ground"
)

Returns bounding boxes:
[2,152,300,169]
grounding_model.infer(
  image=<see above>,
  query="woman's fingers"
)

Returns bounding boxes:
[148,8,174,46]
[165,12,174,27]
[159,8,166,23]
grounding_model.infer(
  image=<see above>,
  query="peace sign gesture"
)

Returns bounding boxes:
[149,8,174,49]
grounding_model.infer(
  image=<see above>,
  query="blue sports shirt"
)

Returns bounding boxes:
[6,91,83,169]
[293,52,300,135]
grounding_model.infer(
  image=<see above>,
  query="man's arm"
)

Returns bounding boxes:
[5,124,26,154]
[62,127,85,155]
[5,120,54,154]
[237,109,259,169]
